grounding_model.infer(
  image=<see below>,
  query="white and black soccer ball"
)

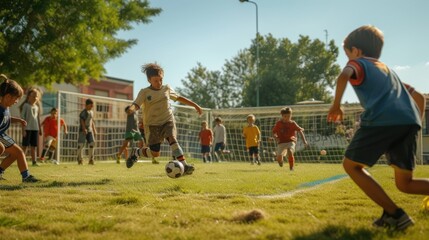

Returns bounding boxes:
[165,160,184,178]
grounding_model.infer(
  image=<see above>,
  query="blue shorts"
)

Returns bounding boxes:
[345,125,420,171]
[78,132,95,144]
[214,142,225,152]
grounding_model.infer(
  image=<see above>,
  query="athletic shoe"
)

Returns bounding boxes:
[151,158,159,164]
[278,161,283,167]
[77,158,83,165]
[32,161,39,167]
[257,160,261,165]
[183,164,195,175]
[126,148,139,168]
[89,158,94,165]
[22,175,40,183]
[373,209,414,230]
[116,154,121,164]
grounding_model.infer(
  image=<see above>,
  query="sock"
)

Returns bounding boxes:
[288,155,294,168]
[140,148,154,158]
[0,167,4,174]
[207,155,212,162]
[21,170,30,179]
[170,142,185,161]
[202,156,206,162]
[41,148,47,159]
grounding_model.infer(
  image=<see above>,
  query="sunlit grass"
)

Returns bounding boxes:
[0,161,428,239]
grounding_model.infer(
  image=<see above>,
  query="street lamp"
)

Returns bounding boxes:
[239,0,259,107]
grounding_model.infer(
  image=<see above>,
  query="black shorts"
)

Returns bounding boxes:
[201,145,211,154]
[345,125,420,171]
[248,146,259,156]
[22,130,39,147]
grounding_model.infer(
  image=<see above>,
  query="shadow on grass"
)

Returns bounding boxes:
[0,178,112,191]
[292,225,376,240]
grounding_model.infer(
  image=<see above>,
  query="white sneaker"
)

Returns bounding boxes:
[51,159,59,165]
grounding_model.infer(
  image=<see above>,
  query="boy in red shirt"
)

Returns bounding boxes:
[40,107,68,164]
[199,121,213,163]
[272,107,308,170]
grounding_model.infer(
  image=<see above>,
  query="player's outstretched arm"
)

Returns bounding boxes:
[177,96,202,115]
[328,68,353,123]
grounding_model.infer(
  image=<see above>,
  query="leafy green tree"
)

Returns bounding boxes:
[244,34,340,106]
[180,34,340,108]
[0,0,161,87]
[176,63,220,109]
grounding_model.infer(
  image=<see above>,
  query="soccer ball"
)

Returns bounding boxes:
[320,150,327,156]
[165,160,184,178]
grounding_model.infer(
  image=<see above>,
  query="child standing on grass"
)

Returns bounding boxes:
[243,114,261,165]
[19,88,42,166]
[199,121,213,163]
[116,106,144,164]
[126,63,202,175]
[327,25,428,230]
[213,117,226,162]
[0,74,39,182]
[77,98,97,165]
[272,107,308,171]
[40,107,68,164]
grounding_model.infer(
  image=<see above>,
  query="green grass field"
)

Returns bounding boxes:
[0,160,428,240]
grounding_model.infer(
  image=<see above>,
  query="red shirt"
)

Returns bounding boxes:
[272,120,302,143]
[42,116,65,138]
[199,129,213,146]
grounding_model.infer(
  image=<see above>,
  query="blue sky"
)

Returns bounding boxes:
[105,0,429,104]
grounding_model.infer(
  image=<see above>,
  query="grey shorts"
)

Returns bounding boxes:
[147,121,176,146]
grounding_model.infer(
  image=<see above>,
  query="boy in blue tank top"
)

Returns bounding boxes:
[328,25,428,231]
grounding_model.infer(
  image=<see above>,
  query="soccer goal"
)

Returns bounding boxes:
[55,91,211,163]
[211,104,364,164]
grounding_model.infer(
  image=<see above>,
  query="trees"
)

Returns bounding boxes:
[179,34,341,108]
[0,0,161,87]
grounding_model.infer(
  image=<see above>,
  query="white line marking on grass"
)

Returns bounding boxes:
[252,174,348,199]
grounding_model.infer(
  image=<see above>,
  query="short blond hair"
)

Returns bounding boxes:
[247,114,255,121]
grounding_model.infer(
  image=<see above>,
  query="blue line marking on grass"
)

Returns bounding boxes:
[298,174,348,188]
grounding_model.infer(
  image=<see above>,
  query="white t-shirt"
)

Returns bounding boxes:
[133,84,179,126]
[213,124,226,144]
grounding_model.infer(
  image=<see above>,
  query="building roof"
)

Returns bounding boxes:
[102,75,134,84]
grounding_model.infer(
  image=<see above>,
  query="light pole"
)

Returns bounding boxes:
[239,0,259,107]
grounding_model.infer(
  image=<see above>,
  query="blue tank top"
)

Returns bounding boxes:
[347,57,421,127]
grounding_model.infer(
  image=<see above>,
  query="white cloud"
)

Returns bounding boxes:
[393,65,411,71]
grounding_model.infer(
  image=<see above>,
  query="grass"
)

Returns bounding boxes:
[0,160,428,240]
